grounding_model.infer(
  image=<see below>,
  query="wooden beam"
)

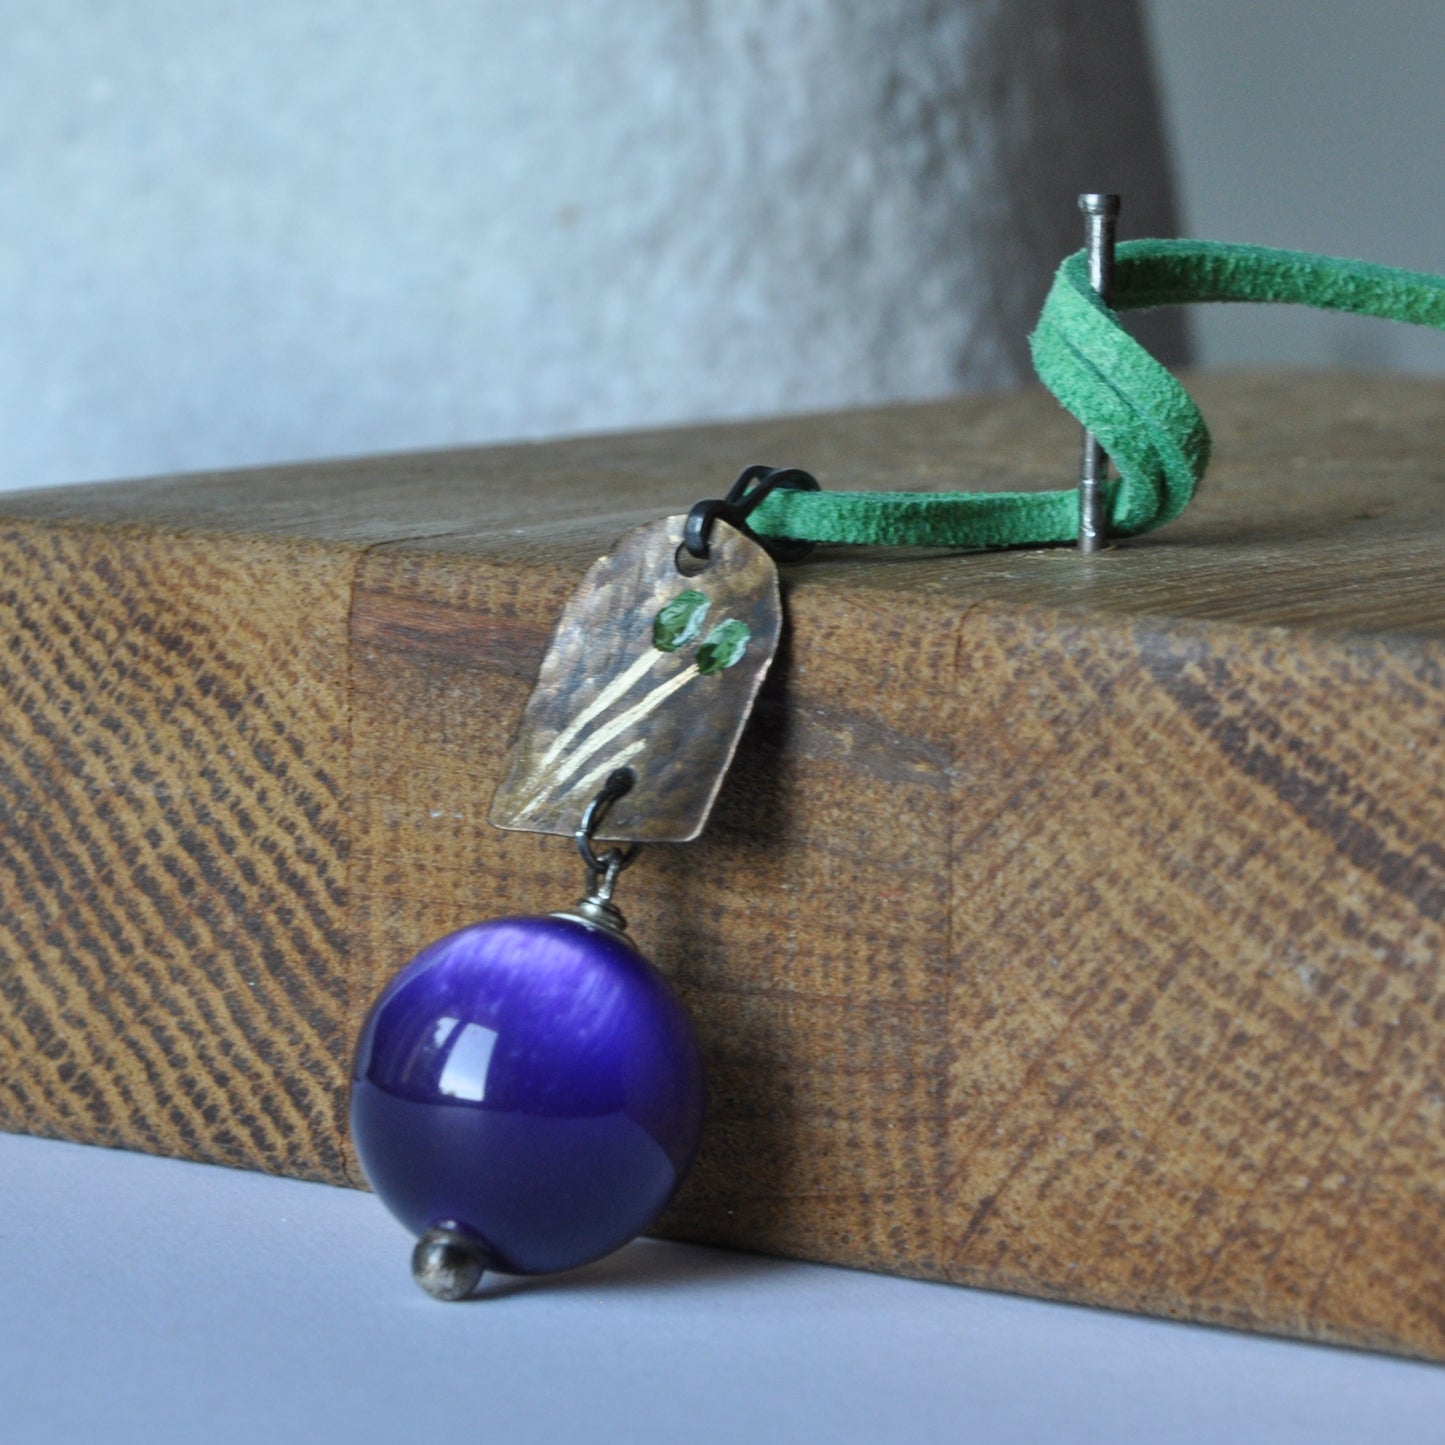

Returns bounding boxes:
[3,372,1445,1356]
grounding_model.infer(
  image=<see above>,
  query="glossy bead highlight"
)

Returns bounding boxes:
[350,915,705,1277]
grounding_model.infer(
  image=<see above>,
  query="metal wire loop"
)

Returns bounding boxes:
[576,768,643,880]
[682,464,820,564]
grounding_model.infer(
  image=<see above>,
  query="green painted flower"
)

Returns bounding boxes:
[653,590,711,652]
[696,618,751,675]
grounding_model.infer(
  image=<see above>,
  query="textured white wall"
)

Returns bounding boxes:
[0,1,1178,491]
[1146,0,1445,372]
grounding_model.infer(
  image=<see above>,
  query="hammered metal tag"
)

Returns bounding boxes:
[490,515,782,843]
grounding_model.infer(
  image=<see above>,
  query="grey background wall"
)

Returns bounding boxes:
[1148,0,1445,373]
[2,2,1443,494]
[0,1,1179,492]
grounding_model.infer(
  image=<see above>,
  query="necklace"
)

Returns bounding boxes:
[347,195,1445,1299]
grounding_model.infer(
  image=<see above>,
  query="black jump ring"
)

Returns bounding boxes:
[683,465,820,564]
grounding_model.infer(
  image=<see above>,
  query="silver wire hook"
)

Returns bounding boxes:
[575,768,643,882]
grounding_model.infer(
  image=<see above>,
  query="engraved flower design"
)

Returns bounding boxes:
[514,589,751,821]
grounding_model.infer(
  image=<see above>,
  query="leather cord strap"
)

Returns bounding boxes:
[747,239,1445,551]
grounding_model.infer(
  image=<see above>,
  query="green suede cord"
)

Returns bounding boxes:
[749,239,1445,550]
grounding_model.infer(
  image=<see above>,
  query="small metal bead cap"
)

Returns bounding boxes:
[411,1226,489,1302]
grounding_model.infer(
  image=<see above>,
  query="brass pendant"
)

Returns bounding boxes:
[489,513,782,843]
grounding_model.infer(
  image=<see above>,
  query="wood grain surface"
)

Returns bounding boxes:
[3,371,1445,1357]
[0,527,355,1179]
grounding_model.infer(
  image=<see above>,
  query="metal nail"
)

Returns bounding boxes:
[1077,193,1121,554]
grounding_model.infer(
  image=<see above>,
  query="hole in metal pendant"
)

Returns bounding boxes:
[674,543,710,578]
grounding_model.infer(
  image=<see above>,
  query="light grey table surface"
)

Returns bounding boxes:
[1,1132,1441,1444]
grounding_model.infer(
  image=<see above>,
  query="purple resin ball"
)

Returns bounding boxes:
[350,915,705,1276]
